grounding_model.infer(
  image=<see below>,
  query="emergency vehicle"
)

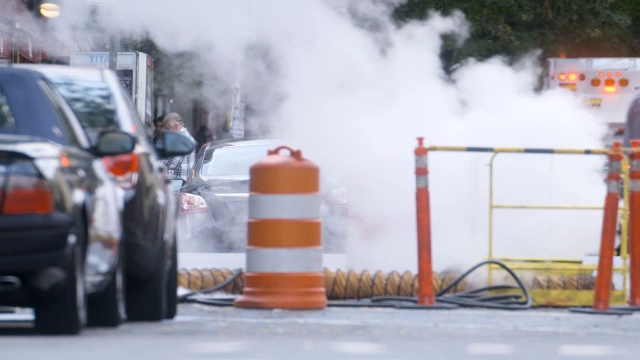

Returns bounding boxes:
[543,57,640,143]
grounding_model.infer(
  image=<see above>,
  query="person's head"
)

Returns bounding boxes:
[161,112,184,131]
[153,114,165,136]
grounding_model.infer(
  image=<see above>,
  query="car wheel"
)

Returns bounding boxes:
[164,236,178,319]
[34,240,87,334]
[126,242,166,321]
[87,244,125,327]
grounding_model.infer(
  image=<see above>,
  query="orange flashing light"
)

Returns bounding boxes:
[558,73,567,81]
[568,73,577,81]
[604,86,616,93]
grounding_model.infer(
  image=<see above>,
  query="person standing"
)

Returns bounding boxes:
[160,112,196,179]
[152,114,165,144]
[194,124,214,152]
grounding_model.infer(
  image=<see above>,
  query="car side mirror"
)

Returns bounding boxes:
[93,130,136,156]
[155,131,195,158]
[168,178,186,192]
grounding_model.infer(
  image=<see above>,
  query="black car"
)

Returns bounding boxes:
[177,139,348,253]
[0,67,137,334]
[24,65,195,321]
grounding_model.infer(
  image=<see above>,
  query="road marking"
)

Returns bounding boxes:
[332,341,387,354]
[557,344,614,357]
[188,341,246,354]
[466,343,514,355]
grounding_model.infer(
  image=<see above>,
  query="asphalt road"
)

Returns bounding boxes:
[1,300,640,360]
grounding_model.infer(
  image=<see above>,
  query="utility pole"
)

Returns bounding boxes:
[108,33,118,70]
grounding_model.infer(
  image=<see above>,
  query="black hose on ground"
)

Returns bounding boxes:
[178,260,532,310]
[178,268,243,305]
[333,260,531,310]
[433,260,531,309]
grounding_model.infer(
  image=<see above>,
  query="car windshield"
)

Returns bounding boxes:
[201,144,272,176]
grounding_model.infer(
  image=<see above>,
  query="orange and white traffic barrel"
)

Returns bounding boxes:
[234,146,326,309]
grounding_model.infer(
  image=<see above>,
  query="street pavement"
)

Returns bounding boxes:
[1,300,640,360]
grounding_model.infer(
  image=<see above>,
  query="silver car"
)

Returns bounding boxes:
[0,66,136,334]
[22,64,195,322]
[177,139,348,254]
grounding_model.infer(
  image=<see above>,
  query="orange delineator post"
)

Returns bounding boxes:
[568,142,630,315]
[628,139,640,307]
[415,137,436,306]
[592,142,623,310]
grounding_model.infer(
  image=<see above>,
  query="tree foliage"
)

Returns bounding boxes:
[393,0,640,72]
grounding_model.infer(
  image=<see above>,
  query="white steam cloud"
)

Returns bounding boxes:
[53,0,609,273]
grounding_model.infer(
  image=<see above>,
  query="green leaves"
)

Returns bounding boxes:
[393,0,640,71]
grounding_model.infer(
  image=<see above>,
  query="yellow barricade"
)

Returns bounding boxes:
[429,146,629,307]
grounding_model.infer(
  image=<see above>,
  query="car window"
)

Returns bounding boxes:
[201,145,271,176]
[113,80,153,140]
[0,87,16,130]
[36,80,84,147]
[45,75,118,144]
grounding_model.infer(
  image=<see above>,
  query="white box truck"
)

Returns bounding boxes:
[544,57,640,144]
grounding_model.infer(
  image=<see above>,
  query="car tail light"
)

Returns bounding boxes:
[1,160,54,215]
[179,193,209,214]
[102,153,139,189]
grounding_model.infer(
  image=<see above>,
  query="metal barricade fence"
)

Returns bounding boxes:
[428,145,629,306]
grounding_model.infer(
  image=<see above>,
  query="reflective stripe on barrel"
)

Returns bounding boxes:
[249,194,321,219]
[246,248,323,272]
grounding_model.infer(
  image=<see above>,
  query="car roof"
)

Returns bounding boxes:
[15,64,108,79]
